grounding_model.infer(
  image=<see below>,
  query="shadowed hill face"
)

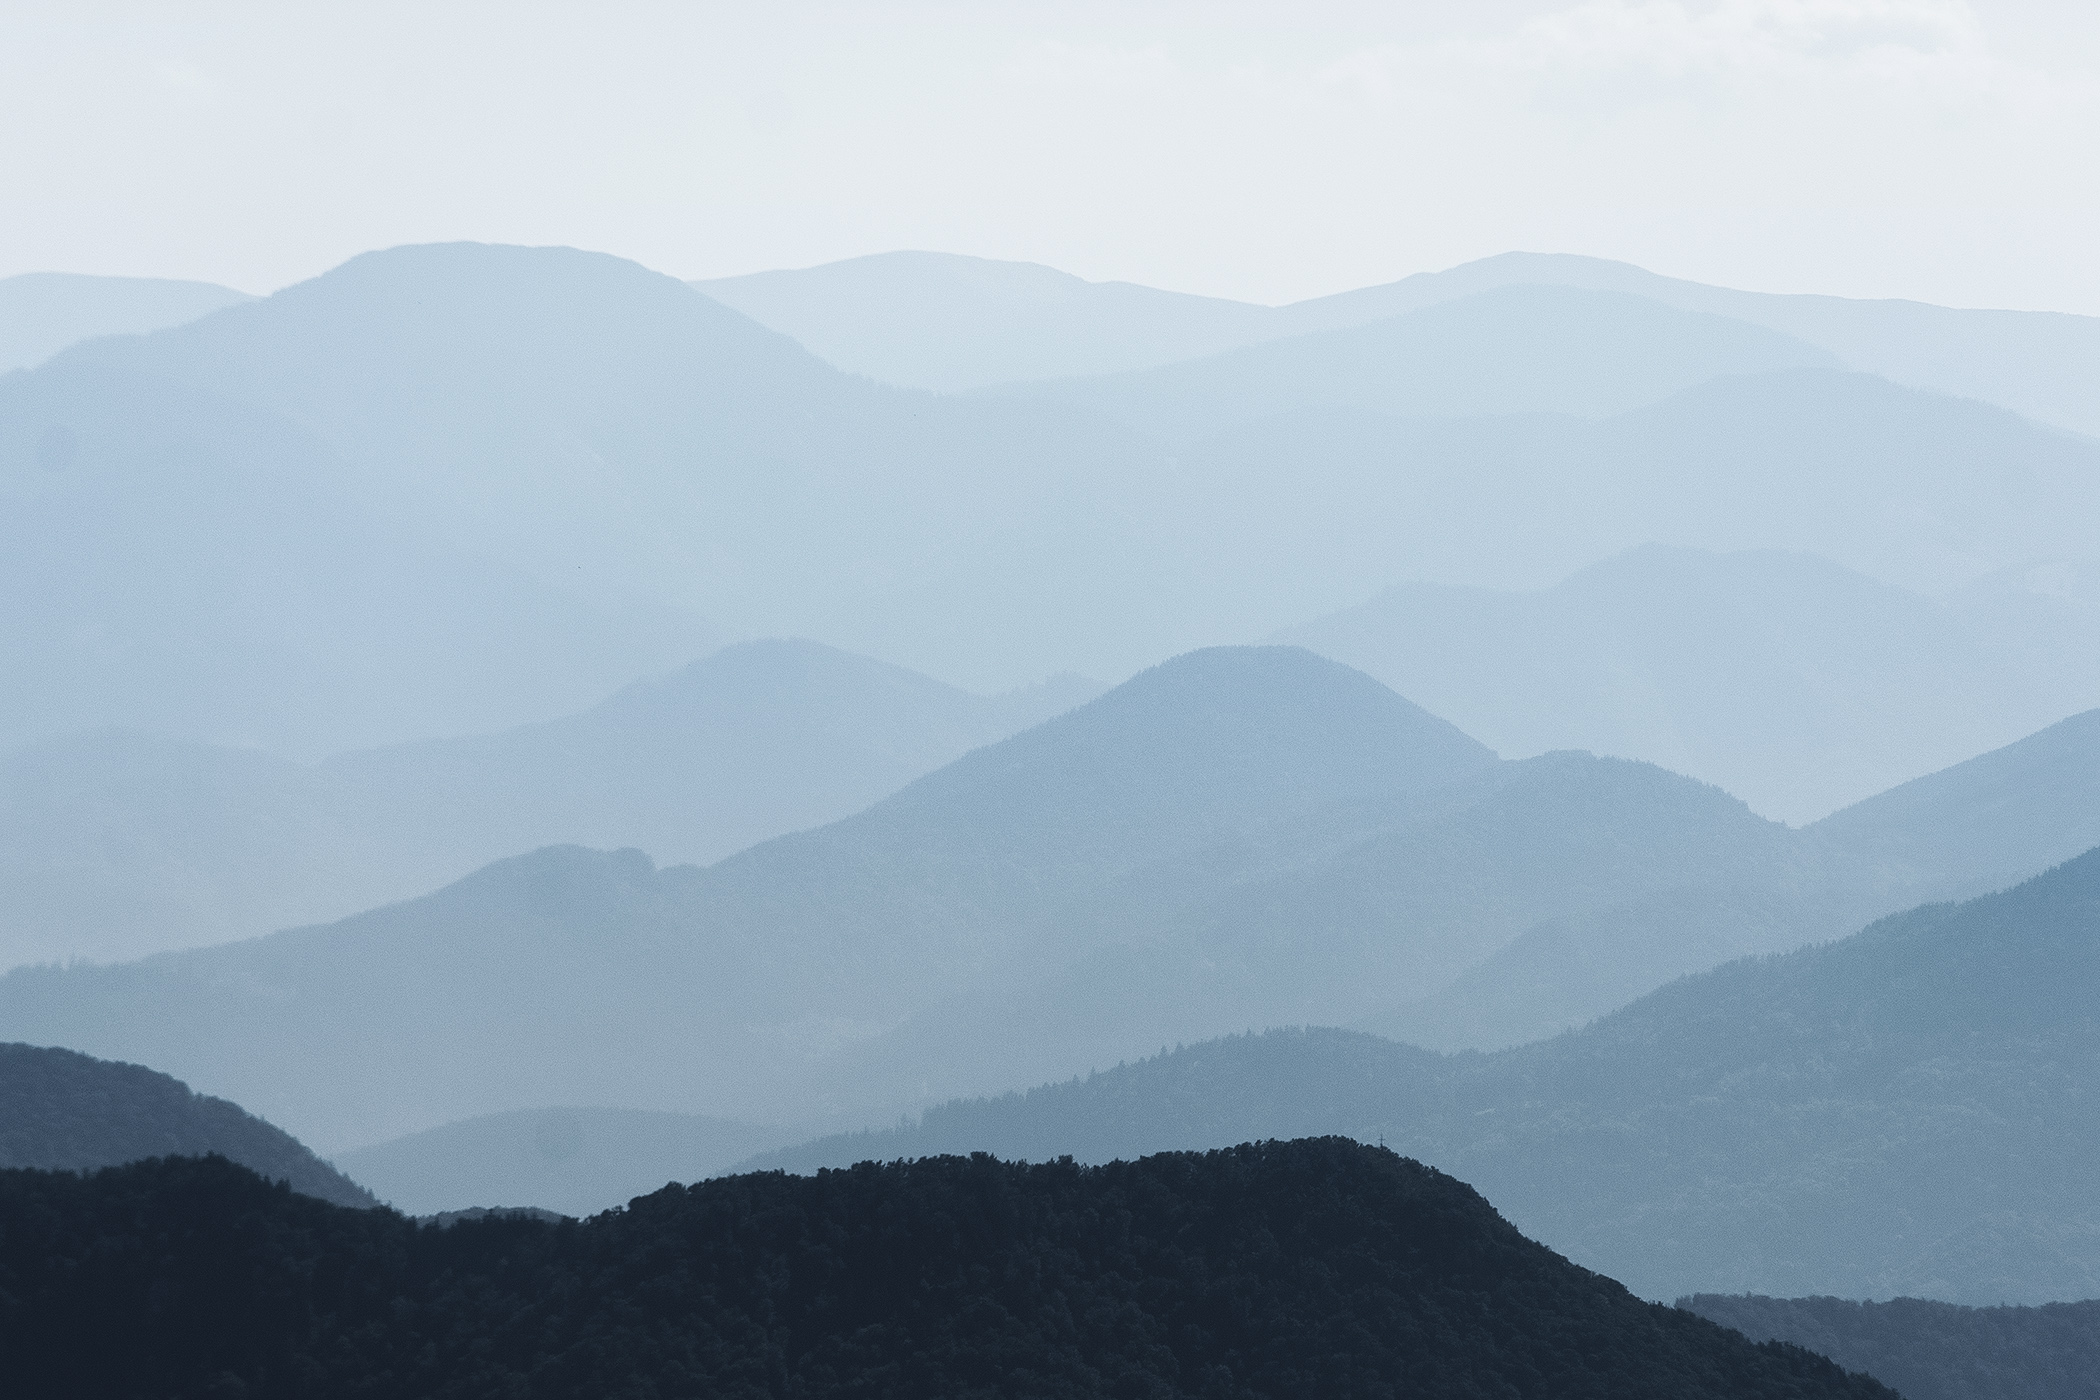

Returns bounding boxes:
[0,1043,372,1208]
[751,849,2100,1304]
[0,1143,1897,1400]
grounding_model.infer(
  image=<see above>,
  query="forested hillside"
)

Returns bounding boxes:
[0,1043,371,1207]
[0,1142,1893,1400]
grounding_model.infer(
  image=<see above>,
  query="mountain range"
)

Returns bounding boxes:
[0,639,1094,966]
[752,847,2100,1304]
[0,645,2043,1153]
[8,240,2092,716]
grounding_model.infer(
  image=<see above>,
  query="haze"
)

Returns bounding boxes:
[6,1,2100,313]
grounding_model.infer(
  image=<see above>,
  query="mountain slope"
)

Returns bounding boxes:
[1681,1294,2100,1400]
[1808,708,2100,892]
[987,284,1836,444]
[753,850,2100,1303]
[0,640,1097,968]
[694,249,1278,390]
[0,1143,1895,1400]
[0,271,251,372]
[1277,545,2100,824]
[0,1042,371,1207]
[0,647,1928,1149]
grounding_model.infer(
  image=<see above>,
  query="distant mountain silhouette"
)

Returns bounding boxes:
[334,1106,793,1217]
[0,639,1097,967]
[0,1143,1894,1400]
[1681,1294,2100,1400]
[752,850,2100,1303]
[0,646,1938,1148]
[0,1042,370,1207]
[986,284,1836,443]
[0,271,250,372]
[1278,545,2100,823]
[695,249,1279,390]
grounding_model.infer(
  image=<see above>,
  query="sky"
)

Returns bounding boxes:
[4,1,2098,312]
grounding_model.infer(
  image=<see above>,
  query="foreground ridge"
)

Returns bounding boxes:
[0,1139,1890,1399]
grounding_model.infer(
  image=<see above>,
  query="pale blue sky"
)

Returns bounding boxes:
[5,1,2097,311]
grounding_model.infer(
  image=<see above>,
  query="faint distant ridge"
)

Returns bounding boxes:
[696,249,1278,390]
[0,1141,1896,1399]
[706,247,2100,436]
[0,271,251,373]
[1680,1294,2100,1400]
[982,284,1838,442]
[0,1042,373,1208]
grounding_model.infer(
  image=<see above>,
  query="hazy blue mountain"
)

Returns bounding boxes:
[0,1042,371,1207]
[51,242,1176,691]
[694,250,1278,390]
[1681,1294,2100,1400]
[0,640,1097,968]
[0,1145,1896,1400]
[0,271,251,372]
[23,243,2098,695]
[0,647,1937,1149]
[1277,545,2100,824]
[1808,708,2100,892]
[1272,251,2100,439]
[986,284,1836,444]
[0,357,718,757]
[754,850,2100,1304]
[334,1107,793,1217]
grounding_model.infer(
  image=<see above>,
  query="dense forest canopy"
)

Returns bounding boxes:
[0,1141,1895,1400]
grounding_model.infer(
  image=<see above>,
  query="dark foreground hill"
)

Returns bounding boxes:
[0,1142,1891,1400]
[1681,1294,2100,1400]
[752,849,2100,1303]
[0,1043,371,1208]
